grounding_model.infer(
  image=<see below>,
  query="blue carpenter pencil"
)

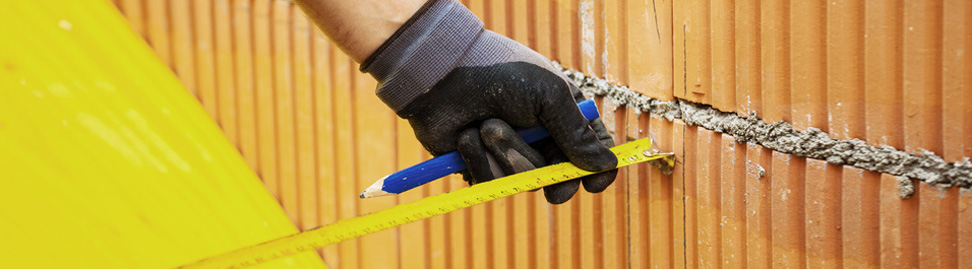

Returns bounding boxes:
[360,99,601,198]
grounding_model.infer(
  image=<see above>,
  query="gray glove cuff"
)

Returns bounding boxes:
[360,0,484,112]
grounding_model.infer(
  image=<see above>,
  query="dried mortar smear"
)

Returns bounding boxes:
[558,63,972,198]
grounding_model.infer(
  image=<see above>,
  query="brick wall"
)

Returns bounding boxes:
[114,0,972,268]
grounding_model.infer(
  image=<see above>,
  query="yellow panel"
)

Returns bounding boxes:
[0,1,325,268]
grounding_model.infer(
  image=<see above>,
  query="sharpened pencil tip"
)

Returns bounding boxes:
[359,175,391,199]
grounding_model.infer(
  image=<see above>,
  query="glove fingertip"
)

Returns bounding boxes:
[457,128,495,184]
[559,143,618,173]
[543,180,580,204]
[460,170,474,186]
[581,169,618,193]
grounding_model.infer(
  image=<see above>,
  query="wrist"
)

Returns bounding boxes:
[359,0,438,70]
[360,0,484,112]
[294,0,425,63]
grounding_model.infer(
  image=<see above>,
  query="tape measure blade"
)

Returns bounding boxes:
[179,138,668,268]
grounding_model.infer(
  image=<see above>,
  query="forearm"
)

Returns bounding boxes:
[294,0,426,63]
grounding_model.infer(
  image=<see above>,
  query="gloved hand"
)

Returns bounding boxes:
[360,0,617,204]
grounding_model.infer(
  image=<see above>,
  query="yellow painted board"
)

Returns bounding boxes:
[0,1,324,268]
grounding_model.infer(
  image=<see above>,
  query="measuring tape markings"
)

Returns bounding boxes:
[180,138,672,268]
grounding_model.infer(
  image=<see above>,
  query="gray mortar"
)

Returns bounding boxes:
[561,68,681,121]
[557,63,972,195]
[898,177,916,199]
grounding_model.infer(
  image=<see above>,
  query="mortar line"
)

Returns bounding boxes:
[557,64,972,196]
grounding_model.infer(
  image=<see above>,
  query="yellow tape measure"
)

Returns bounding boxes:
[179,138,672,268]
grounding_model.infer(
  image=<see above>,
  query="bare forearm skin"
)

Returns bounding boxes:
[294,0,426,63]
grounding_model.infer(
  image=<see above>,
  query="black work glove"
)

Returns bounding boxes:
[360,0,617,204]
